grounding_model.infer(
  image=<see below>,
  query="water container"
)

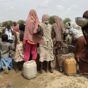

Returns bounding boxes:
[63,54,77,75]
[22,60,37,79]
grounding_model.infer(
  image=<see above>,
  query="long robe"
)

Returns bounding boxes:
[78,24,88,74]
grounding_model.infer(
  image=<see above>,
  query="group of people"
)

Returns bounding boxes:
[0,9,88,75]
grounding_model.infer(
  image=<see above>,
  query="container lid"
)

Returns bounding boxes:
[24,60,35,66]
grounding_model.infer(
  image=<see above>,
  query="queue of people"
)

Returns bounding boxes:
[0,9,88,75]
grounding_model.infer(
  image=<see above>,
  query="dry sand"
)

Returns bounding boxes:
[0,70,88,88]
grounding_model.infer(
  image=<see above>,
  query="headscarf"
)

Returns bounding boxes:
[24,9,39,42]
[42,14,49,24]
[54,16,64,31]
[53,16,64,42]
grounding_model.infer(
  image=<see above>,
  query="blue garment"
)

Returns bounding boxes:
[0,57,13,70]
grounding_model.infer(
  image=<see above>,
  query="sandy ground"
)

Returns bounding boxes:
[0,70,88,88]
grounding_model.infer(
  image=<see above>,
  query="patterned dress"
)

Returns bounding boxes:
[14,42,24,62]
[39,23,54,62]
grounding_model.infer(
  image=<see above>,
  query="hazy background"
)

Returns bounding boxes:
[0,0,87,22]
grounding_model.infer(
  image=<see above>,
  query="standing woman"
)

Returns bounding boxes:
[52,16,65,71]
[39,15,54,73]
[23,9,39,62]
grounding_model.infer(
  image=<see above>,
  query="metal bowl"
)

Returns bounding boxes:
[75,17,88,27]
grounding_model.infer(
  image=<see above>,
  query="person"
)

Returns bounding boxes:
[19,23,25,41]
[12,22,19,33]
[0,34,13,72]
[64,22,72,45]
[52,16,65,71]
[69,23,86,69]
[82,11,88,44]
[19,23,25,32]
[12,22,20,49]
[14,33,24,70]
[23,9,41,62]
[4,25,14,43]
[39,15,54,73]
[76,10,88,74]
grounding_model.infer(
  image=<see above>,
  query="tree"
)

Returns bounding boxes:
[49,16,55,24]
[17,20,25,25]
[2,20,13,27]
[63,18,71,29]
[63,18,71,24]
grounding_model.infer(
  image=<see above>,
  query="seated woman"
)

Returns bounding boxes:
[0,34,13,72]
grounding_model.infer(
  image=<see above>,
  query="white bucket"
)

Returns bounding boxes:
[22,60,37,79]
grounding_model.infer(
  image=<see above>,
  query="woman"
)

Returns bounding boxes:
[23,9,40,62]
[77,10,88,74]
[12,22,19,33]
[70,25,86,63]
[39,15,54,73]
[52,16,65,71]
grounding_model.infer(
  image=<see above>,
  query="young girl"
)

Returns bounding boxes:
[23,9,41,62]
[39,15,54,73]
[14,33,24,70]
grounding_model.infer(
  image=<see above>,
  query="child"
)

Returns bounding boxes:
[39,15,54,73]
[14,33,24,70]
[0,34,13,73]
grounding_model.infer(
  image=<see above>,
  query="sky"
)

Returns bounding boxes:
[0,0,88,22]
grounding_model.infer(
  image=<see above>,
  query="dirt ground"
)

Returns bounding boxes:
[0,70,88,88]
